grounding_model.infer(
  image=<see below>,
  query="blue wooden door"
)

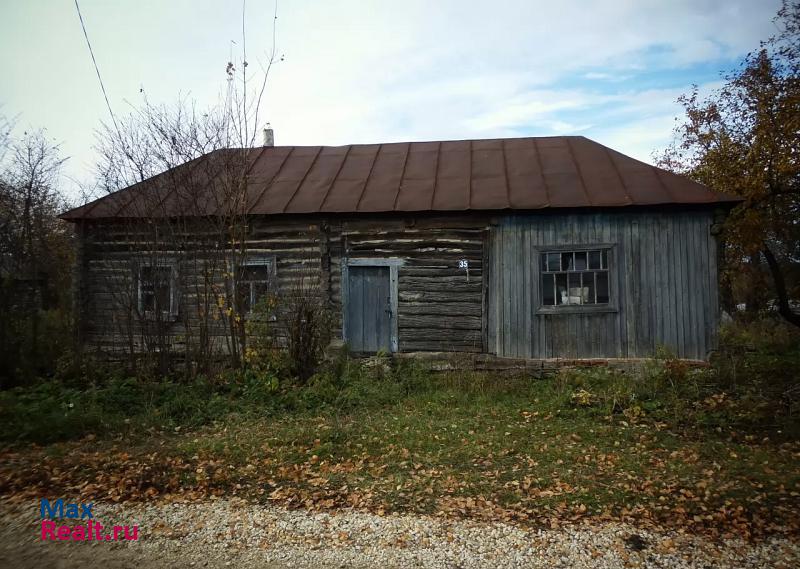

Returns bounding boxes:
[345,266,392,353]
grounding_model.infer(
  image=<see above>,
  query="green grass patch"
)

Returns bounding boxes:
[1,319,799,535]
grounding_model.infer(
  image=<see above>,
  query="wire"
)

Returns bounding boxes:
[73,0,120,134]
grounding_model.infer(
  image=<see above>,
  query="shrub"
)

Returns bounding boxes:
[284,277,333,383]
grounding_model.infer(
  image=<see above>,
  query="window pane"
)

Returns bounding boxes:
[154,267,171,311]
[588,250,601,270]
[546,253,560,272]
[238,263,272,313]
[568,273,584,305]
[155,281,171,312]
[140,267,154,293]
[241,265,271,282]
[584,272,596,304]
[555,273,568,305]
[142,292,155,312]
[141,266,171,312]
[540,249,611,309]
[561,252,573,271]
[542,273,555,305]
[597,272,609,303]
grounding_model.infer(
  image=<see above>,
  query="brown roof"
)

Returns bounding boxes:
[61,136,739,220]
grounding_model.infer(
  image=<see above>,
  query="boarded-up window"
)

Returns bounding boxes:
[540,249,610,307]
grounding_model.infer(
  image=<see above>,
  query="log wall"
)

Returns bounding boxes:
[77,216,489,356]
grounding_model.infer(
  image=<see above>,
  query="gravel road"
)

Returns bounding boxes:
[1,498,797,568]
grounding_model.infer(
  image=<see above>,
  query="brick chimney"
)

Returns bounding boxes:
[263,123,274,147]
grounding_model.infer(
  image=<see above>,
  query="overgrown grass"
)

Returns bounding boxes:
[1,321,799,535]
[1,319,799,445]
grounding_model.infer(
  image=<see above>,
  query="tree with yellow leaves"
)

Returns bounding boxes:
[660,1,800,327]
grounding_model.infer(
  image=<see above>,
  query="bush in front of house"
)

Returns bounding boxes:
[2,318,798,445]
[554,322,800,437]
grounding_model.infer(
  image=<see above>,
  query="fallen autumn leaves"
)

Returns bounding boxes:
[1,404,798,542]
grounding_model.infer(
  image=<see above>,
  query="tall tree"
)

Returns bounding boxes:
[87,2,283,375]
[660,1,800,326]
[0,126,72,385]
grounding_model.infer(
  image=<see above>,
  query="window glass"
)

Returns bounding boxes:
[540,248,611,307]
[597,272,610,304]
[546,252,560,272]
[140,265,172,314]
[237,262,273,313]
[542,273,555,305]
[588,250,601,270]
[555,273,568,305]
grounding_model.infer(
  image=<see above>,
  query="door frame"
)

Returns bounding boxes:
[342,258,403,353]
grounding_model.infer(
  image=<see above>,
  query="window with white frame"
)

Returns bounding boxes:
[236,257,276,314]
[540,249,611,307]
[138,262,177,317]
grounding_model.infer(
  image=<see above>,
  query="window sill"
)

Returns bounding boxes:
[536,305,618,316]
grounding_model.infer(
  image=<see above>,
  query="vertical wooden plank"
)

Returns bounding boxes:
[506,221,515,357]
[341,262,349,347]
[624,216,637,355]
[379,267,391,352]
[652,215,664,350]
[664,215,677,353]
[684,214,693,357]
[707,212,720,355]
[643,215,655,355]
[350,267,364,351]
[694,213,709,359]
[537,218,547,358]
[389,264,399,353]
[684,214,698,359]
[499,222,507,356]
[675,215,687,357]
[487,226,497,354]
[363,268,376,352]
[481,228,489,353]
[512,220,523,357]
[501,223,511,357]
[614,216,627,357]
[506,219,522,358]
[697,213,709,359]
[523,222,533,358]
[364,268,376,352]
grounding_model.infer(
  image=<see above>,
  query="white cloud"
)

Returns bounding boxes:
[0,0,784,197]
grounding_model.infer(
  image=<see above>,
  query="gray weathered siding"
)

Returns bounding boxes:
[488,211,719,360]
[77,209,720,360]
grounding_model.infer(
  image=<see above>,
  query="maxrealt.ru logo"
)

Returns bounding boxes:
[40,499,138,541]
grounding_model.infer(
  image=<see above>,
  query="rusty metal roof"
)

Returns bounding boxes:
[61,136,740,220]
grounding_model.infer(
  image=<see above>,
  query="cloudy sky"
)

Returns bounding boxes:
[0,0,783,200]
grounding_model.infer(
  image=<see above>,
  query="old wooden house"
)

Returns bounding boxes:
[62,136,738,361]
